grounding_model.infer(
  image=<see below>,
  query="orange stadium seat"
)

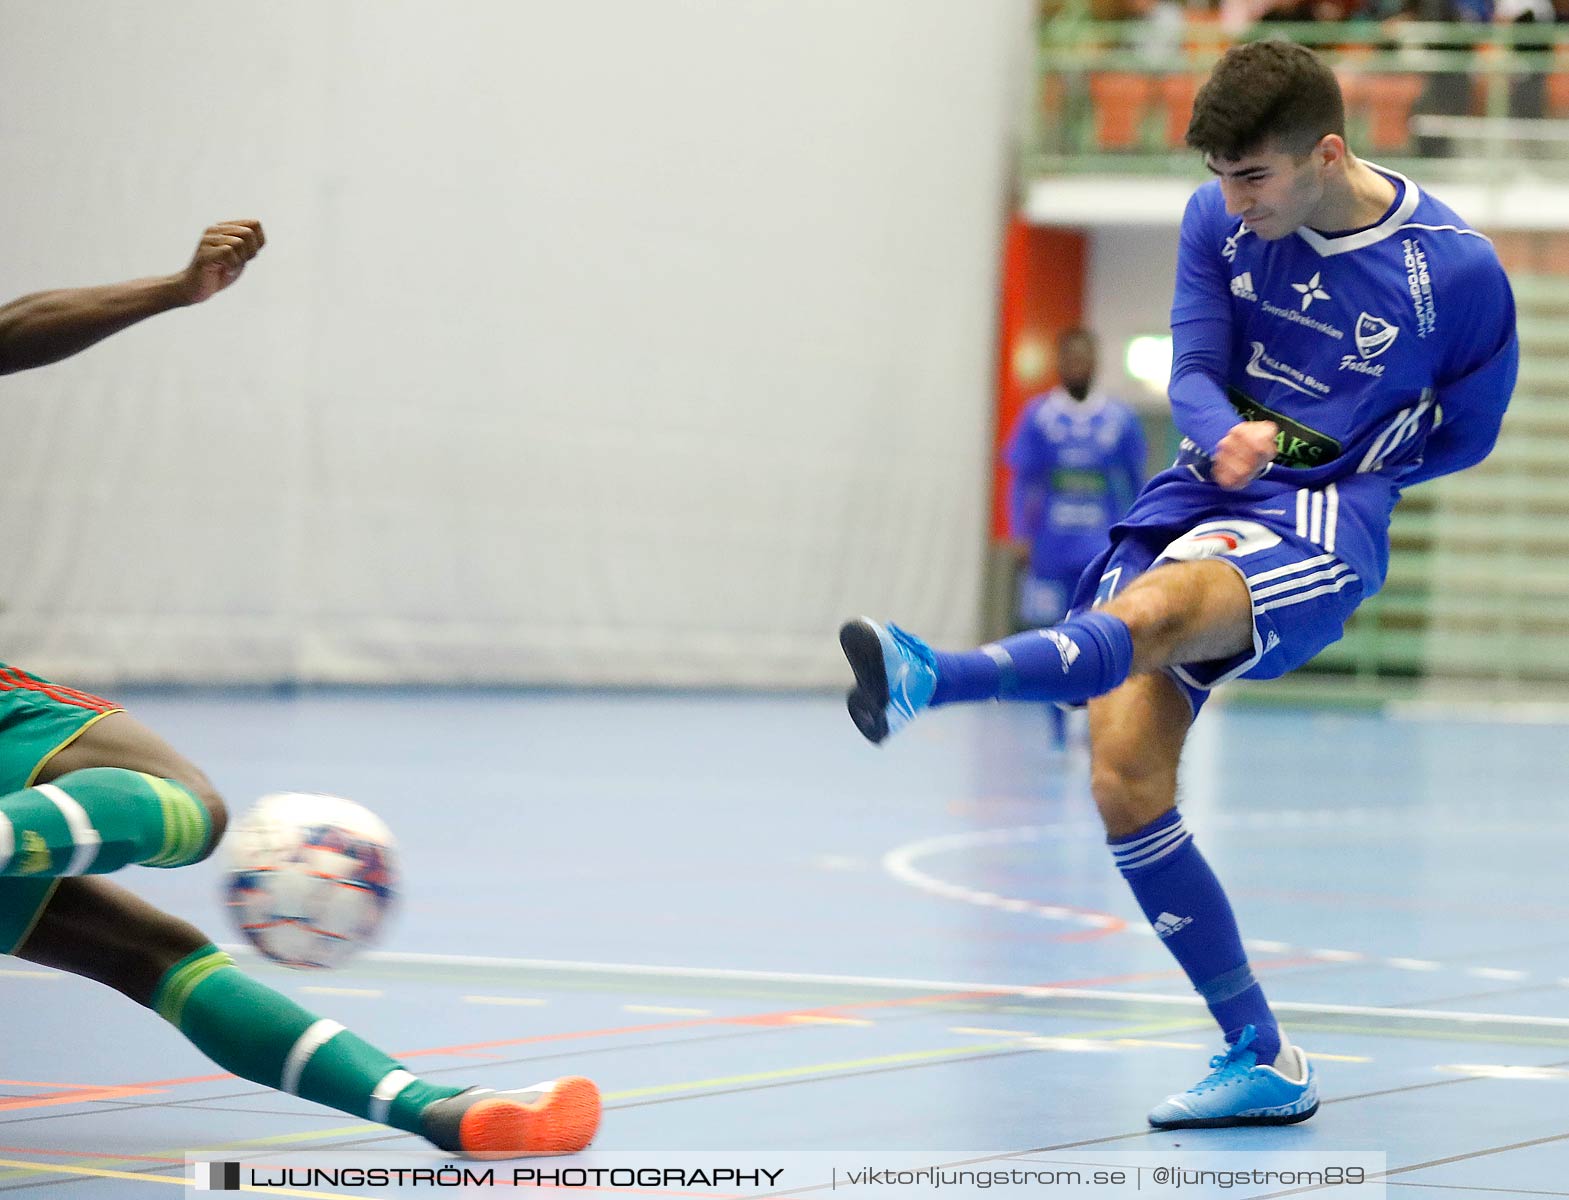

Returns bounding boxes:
[1360,75,1426,153]
[1159,74,1202,149]
[1547,46,1569,118]
[1088,72,1154,150]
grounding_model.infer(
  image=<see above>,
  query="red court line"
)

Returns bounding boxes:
[0,1086,164,1112]
[0,1144,179,1164]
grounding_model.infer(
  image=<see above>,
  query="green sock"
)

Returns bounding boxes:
[0,767,209,877]
[153,946,465,1135]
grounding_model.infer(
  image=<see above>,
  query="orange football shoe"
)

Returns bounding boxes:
[421,1076,601,1160]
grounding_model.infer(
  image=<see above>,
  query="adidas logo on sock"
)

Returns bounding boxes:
[1153,911,1193,938]
[1043,629,1081,673]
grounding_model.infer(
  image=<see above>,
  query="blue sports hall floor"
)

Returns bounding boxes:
[0,687,1565,1197]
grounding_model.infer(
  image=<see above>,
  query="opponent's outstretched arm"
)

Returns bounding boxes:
[0,219,264,376]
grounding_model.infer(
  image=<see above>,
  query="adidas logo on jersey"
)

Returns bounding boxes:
[1230,272,1259,302]
[1153,911,1193,938]
[1043,629,1081,674]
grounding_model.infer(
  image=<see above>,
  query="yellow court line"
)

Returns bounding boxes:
[0,1157,357,1199]
[606,1041,1026,1101]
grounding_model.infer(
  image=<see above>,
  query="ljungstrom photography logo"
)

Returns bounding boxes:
[194,1161,241,1191]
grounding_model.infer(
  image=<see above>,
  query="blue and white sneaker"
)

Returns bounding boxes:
[838,618,938,744]
[1147,1026,1319,1129]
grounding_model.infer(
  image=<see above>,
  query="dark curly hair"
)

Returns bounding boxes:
[1186,40,1346,161]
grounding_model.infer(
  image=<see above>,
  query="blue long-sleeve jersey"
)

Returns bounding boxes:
[1126,166,1518,589]
[1005,388,1145,576]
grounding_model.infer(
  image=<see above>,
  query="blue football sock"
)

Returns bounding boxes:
[1110,809,1280,1063]
[931,611,1134,707]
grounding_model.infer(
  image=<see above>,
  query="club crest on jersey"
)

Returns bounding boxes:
[1340,312,1399,377]
[1354,312,1399,360]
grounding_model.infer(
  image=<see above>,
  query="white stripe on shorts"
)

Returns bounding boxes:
[1246,553,1337,587]
[1295,488,1309,537]
[1256,574,1359,613]
[1325,483,1339,552]
[1251,564,1354,603]
[0,812,13,874]
[34,784,101,877]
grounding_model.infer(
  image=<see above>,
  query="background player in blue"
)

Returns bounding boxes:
[1005,328,1144,744]
[1006,329,1145,629]
[841,40,1517,1128]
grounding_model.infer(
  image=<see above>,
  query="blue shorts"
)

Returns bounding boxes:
[1071,517,1365,716]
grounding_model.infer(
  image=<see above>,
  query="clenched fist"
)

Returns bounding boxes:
[174,219,265,305]
[1212,420,1279,490]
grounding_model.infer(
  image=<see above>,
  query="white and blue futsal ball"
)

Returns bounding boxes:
[224,792,399,969]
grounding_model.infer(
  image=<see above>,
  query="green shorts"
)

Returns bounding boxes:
[0,664,121,954]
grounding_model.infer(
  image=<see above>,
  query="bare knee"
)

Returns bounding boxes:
[1091,759,1178,839]
[1087,674,1192,838]
[173,768,228,860]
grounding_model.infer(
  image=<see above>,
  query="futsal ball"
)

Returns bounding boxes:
[223,792,399,970]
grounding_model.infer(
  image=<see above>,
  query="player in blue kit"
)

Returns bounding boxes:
[1007,329,1145,630]
[1005,329,1144,743]
[840,40,1517,1128]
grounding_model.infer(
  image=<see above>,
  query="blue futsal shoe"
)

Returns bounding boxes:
[838,618,938,744]
[1147,1026,1318,1129]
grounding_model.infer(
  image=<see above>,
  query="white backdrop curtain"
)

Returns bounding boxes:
[0,0,1031,686]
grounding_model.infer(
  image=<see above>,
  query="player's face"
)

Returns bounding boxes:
[1207,142,1326,241]
[1059,339,1096,391]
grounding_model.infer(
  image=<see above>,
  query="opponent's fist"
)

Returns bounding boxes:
[175,219,265,305]
[1212,420,1279,490]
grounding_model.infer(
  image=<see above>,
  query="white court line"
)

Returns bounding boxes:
[462,994,548,1007]
[299,986,382,997]
[878,823,1547,983]
[1466,968,1529,982]
[214,947,1569,1030]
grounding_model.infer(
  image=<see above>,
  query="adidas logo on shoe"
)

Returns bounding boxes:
[1153,911,1193,938]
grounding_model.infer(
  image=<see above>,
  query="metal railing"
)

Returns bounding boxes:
[1029,20,1569,181]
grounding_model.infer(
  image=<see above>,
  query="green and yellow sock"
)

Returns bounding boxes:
[153,946,465,1134]
[0,767,209,877]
